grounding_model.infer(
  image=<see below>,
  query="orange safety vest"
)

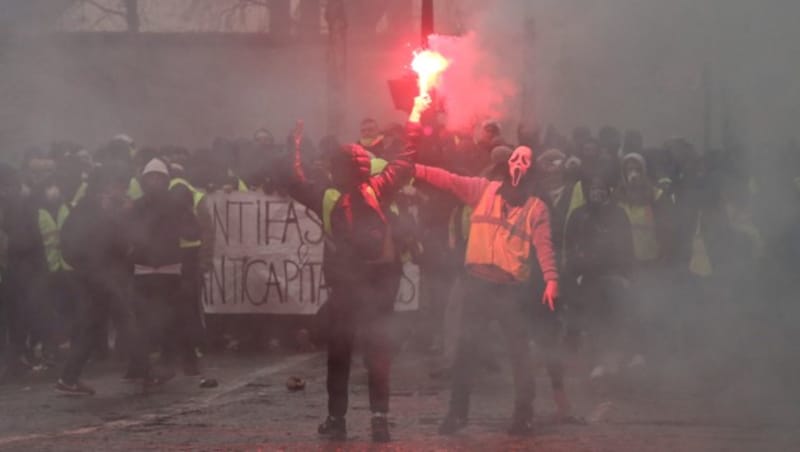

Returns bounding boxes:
[465,182,541,284]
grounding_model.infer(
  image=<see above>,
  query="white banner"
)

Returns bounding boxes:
[202,191,419,314]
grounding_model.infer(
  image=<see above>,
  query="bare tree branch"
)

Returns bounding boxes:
[83,0,125,18]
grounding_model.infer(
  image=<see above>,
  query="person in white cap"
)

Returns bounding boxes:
[127,158,200,389]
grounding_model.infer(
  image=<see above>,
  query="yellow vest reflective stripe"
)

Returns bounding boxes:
[128,177,143,200]
[465,183,540,283]
[321,187,395,263]
[689,212,713,277]
[71,180,87,208]
[370,158,388,176]
[169,178,205,248]
[38,205,73,272]
[169,178,205,212]
[448,205,473,250]
[322,189,342,236]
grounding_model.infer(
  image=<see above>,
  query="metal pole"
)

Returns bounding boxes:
[421,0,434,48]
[325,0,347,136]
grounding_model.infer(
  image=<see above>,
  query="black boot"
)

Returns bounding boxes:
[438,413,467,435]
[371,414,390,443]
[507,406,534,436]
[318,416,347,441]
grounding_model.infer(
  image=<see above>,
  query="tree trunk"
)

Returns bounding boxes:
[124,0,140,32]
[270,0,291,39]
[325,0,347,136]
[297,0,321,38]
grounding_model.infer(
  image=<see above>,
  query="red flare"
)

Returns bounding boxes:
[411,49,449,97]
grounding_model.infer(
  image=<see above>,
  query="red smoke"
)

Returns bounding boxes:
[411,49,449,98]
[428,32,518,132]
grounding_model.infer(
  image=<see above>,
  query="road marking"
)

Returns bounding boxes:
[0,353,320,448]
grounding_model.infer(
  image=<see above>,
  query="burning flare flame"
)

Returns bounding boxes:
[411,49,449,97]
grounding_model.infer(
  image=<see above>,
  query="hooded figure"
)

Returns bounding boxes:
[616,153,671,264]
[564,174,635,381]
[287,96,430,443]
[414,145,559,436]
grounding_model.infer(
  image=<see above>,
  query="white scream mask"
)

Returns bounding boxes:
[508,146,533,187]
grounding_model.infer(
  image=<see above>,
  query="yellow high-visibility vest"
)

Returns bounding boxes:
[620,202,660,262]
[169,178,205,249]
[128,177,143,200]
[38,204,73,272]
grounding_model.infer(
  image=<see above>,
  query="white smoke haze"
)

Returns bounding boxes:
[439,0,800,424]
[0,1,799,403]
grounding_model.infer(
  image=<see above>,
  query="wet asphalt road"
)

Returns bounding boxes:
[0,349,798,451]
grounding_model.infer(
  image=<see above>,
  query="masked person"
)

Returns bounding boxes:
[564,174,634,381]
[0,164,45,381]
[286,96,430,443]
[57,165,150,395]
[127,158,200,387]
[414,145,560,436]
[616,152,671,368]
[531,148,587,422]
[358,118,385,158]
[29,176,75,366]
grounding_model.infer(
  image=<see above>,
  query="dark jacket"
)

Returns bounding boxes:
[127,192,199,269]
[564,203,634,282]
[61,196,129,276]
[288,123,420,285]
[2,197,45,293]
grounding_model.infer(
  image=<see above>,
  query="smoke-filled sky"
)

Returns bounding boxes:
[438,0,800,150]
[1,0,799,153]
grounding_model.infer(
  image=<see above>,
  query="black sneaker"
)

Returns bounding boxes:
[318,416,347,441]
[507,415,534,436]
[371,415,390,443]
[438,413,467,435]
[55,379,96,396]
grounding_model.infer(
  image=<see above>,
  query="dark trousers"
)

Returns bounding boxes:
[132,274,188,370]
[179,248,205,352]
[1,280,27,371]
[326,266,401,417]
[61,271,147,384]
[449,275,535,418]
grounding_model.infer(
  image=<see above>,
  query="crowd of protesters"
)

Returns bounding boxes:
[1,104,799,439]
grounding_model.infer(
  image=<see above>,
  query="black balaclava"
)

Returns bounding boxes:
[330,144,372,190]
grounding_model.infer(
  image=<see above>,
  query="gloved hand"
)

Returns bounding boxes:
[542,280,559,312]
[409,94,432,123]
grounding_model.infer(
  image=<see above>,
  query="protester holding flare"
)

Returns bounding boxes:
[414,145,559,436]
[286,94,431,443]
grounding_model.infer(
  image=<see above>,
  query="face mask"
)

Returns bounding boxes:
[588,187,610,205]
[508,146,533,187]
[626,169,643,185]
[45,185,61,203]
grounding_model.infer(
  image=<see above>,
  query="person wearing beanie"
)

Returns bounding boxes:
[286,96,430,443]
[127,158,200,389]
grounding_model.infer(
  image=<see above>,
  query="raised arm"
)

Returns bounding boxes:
[286,120,325,216]
[369,95,432,201]
[414,165,489,207]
